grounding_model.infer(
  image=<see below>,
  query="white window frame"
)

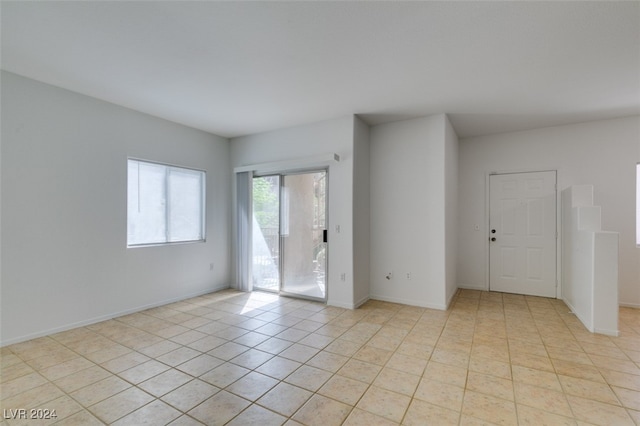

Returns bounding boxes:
[127,158,206,247]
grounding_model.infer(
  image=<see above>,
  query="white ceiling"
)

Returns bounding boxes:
[2,1,639,139]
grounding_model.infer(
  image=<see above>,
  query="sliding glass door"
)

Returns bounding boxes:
[251,170,327,301]
[281,171,327,299]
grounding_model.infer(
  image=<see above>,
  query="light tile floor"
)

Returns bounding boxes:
[1,289,639,425]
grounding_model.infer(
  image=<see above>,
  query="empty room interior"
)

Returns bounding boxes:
[1,1,640,425]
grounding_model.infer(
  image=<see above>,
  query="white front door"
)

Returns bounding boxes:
[489,171,557,297]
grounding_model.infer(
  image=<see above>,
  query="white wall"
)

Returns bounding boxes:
[458,116,640,307]
[369,114,450,309]
[1,72,231,345]
[230,116,357,309]
[444,116,459,306]
[353,116,371,307]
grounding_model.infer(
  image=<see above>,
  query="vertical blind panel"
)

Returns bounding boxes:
[168,168,204,242]
[128,161,167,245]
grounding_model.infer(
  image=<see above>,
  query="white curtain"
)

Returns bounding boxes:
[235,171,252,292]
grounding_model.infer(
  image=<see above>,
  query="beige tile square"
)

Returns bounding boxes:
[558,374,621,405]
[324,338,362,357]
[170,330,208,345]
[56,410,104,426]
[255,337,293,355]
[278,343,319,363]
[112,400,181,426]
[1,362,36,383]
[567,395,634,426]
[298,333,335,349]
[226,404,287,426]
[199,362,250,388]
[356,385,410,422]
[275,328,310,343]
[513,382,573,417]
[226,371,278,401]
[255,356,302,380]
[600,368,640,392]
[551,358,605,382]
[84,344,132,365]
[612,386,640,411]
[414,378,464,411]
[118,360,169,384]
[1,372,47,399]
[423,361,468,388]
[138,368,193,397]
[257,382,312,416]
[293,394,352,426]
[468,355,511,380]
[69,375,131,406]
[462,390,517,426]
[35,394,84,423]
[1,382,64,410]
[403,399,460,426]
[373,367,419,396]
[101,351,150,374]
[511,365,562,391]
[161,379,220,412]
[157,347,201,367]
[319,375,369,406]
[188,390,251,426]
[39,357,94,382]
[353,345,393,366]
[589,354,640,375]
[516,404,576,426]
[385,353,427,376]
[176,353,224,377]
[54,365,111,393]
[431,348,471,368]
[337,359,382,384]
[89,387,155,424]
[510,352,554,372]
[137,340,182,358]
[316,324,349,338]
[232,331,270,348]
[466,371,514,402]
[25,348,78,371]
[186,335,227,352]
[342,408,399,426]
[208,342,250,360]
[284,365,332,392]
[229,348,273,370]
[306,350,349,373]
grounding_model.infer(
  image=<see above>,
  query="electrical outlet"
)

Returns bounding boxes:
[341,273,346,281]
[406,272,411,280]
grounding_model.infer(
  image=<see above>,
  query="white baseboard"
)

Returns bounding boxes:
[619,302,640,309]
[594,327,619,337]
[369,294,447,311]
[1,284,229,347]
[456,283,488,291]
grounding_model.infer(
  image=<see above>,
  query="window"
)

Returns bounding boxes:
[127,159,205,246]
